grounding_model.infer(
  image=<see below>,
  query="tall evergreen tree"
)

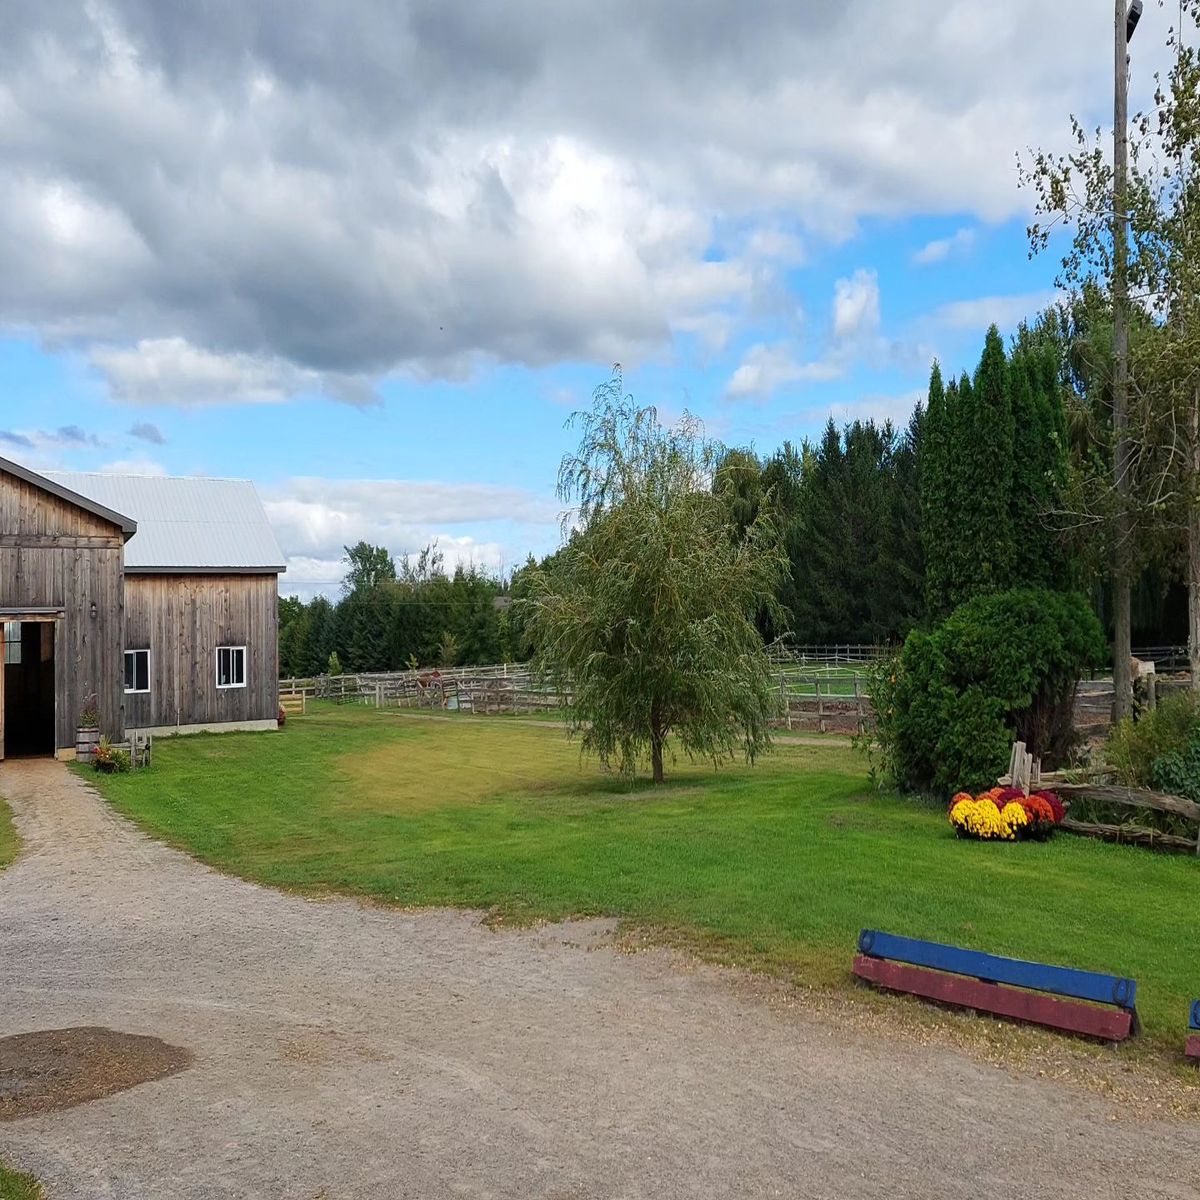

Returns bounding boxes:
[306,596,337,675]
[920,362,952,613]
[889,403,925,633]
[966,325,1016,589]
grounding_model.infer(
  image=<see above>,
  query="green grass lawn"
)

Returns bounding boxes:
[0,1160,42,1200]
[82,702,1200,1049]
[0,799,19,871]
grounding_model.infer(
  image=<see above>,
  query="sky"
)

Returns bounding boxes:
[0,1,1172,597]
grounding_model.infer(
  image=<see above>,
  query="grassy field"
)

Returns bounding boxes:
[0,1160,42,1200]
[82,703,1200,1048]
[0,799,19,871]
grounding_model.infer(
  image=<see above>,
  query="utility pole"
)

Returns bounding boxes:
[1111,0,1138,721]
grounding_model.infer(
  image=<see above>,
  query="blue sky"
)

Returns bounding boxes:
[0,1,1160,595]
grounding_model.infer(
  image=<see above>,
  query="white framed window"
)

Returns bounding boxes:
[124,648,150,694]
[216,645,247,689]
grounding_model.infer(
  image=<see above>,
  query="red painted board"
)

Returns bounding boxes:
[853,955,1133,1042]
[1187,1035,1200,1062]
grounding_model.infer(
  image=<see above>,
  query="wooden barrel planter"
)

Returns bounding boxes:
[75,727,100,763]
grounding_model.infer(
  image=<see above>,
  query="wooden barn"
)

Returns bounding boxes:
[1,457,285,760]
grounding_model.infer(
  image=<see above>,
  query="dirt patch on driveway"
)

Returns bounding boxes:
[0,1027,191,1120]
[1,759,1199,1200]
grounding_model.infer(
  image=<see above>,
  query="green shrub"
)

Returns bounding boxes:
[1151,731,1200,803]
[867,588,1106,798]
[1105,691,1200,791]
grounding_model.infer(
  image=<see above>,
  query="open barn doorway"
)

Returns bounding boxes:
[1,620,56,759]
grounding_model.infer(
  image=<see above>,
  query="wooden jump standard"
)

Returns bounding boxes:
[1188,1001,1200,1062]
[853,930,1139,1042]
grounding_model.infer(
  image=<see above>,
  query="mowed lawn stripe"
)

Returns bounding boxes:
[83,703,1200,1046]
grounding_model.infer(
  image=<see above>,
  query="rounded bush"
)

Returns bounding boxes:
[869,588,1106,798]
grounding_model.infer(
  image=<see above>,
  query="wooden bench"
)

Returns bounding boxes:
[1188,1001,1200,1062]
[853,929,1139,1043]
[279,692,306,717]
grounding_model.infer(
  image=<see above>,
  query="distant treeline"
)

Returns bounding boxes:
[278,544,518,677]
[279,314,1186,677]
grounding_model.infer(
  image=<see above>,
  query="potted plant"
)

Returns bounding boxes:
[92,736,129,774]
[76,694,100,763]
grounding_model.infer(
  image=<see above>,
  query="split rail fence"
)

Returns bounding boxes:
[281,651,1190,738]
[279,663,874,733]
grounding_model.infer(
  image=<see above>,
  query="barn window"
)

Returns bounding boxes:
[2,622,19,665]
[124,648,150,693]
[216,646,247,689]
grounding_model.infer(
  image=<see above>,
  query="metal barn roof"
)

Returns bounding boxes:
[42,471,286,575]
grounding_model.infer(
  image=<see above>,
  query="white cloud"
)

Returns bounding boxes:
[913,227,976,265]
[89,338,379,408]
[0,2,1140,406]
[724,270,914,401]
[98,456,168,476]
[833,269,881,340]
[933,289,1060,331]
[725,342,843,401]
[830,390,925,428]
[262,476,561,594]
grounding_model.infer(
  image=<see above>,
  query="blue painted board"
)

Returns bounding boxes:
[1190,1000,1200,1031]
[857,930,1137,1010]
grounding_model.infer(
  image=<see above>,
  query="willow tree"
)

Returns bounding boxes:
[522,372,786,784]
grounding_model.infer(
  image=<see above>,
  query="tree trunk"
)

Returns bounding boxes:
[1111,0,1134,724]
[651,735,664,785]
[1113,573,1134,721]
[650,705,665,784]
[1190,386,1200,692]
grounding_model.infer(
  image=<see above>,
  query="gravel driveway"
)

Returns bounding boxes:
[1,759,1197,1199]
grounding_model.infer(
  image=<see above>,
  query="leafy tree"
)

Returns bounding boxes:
[716,447,768,539]
[1019,6,1200,707]
[522,373,786,784]
[341,541,396,596]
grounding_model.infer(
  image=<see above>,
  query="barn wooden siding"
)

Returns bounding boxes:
[0,468,126,749]
[123,573,279,730]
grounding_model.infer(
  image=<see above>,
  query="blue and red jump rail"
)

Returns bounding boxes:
[1188,1001,1200,1062]
[853,930,1140,1042]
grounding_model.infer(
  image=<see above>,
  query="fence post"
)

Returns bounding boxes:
[816,678,825,734]
[854,677,863,735]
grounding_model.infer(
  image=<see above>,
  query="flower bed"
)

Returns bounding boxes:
[949,787,1064,842]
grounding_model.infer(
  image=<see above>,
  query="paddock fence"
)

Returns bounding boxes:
[280,647,1193,737]
[280,662,874,733]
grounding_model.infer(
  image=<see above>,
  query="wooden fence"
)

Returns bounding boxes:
[769,644,891,666]
[281,667,872,733]
[279,664,1190,739]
